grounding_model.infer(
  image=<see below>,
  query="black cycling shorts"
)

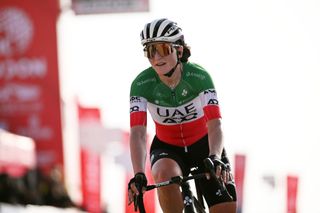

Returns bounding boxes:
[150,134,237,207]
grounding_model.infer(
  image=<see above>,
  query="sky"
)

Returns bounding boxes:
[58,0,320,212]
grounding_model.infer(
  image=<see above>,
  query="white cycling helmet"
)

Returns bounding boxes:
[140,18,184,46]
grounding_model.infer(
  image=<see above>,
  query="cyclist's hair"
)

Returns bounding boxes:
[175,39,191,63]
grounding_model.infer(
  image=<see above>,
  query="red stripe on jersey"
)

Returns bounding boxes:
[130,111,147,127]
[155,117,208,147]
[203,105,221,121]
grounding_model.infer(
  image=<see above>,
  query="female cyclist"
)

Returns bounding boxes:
[128,18,237,213]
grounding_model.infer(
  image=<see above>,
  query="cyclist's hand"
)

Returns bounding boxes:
[221,154,234,184]
[205,155,227,181]
[128,172,147,205]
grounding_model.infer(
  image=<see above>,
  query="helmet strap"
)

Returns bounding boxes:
[164,52,180,78]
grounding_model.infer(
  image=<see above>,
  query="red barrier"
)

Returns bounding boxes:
[287,175,298,213]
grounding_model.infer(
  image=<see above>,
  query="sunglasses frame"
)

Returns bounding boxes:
[143,43,181,59]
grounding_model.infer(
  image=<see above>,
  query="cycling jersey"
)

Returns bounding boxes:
[130,62,221,147]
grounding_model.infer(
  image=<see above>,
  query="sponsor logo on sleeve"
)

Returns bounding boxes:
[130,96,142,103]
[130,96,147,113]
[204,89,219,105]
[130,106,140,113]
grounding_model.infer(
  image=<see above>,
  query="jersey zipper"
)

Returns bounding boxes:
[171,90,188,152]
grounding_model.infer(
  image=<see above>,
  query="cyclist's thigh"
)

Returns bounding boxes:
[151,158,183,182]
[150,136,189,177]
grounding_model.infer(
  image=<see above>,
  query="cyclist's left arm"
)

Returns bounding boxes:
[207,118,223,159]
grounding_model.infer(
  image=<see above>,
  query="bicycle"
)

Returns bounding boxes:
[133,157,234,213]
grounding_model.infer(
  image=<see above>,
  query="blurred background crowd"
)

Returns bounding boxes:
[0,167,75,208]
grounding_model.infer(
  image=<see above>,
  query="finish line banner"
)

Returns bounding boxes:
[0,0,63,174]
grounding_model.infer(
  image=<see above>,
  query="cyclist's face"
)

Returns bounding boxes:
[146,43,182,76]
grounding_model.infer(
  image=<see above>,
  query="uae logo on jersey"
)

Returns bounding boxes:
[156,102,198,124]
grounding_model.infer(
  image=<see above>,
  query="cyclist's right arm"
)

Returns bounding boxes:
[128,125,147,205]
[130,125,147,175]
[129,75,150,204]
[129,93,148,175]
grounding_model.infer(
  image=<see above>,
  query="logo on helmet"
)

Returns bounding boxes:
[166,25,177,35]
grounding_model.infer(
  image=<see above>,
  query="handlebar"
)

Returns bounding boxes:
[146,173,207,191]
[134,157,233,212]
[203,157,216,178]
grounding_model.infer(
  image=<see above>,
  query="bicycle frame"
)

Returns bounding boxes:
[181,180,206,213]
[144,173,207,213]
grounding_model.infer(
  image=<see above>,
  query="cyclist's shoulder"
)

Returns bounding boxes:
[184,61,207,71]
[131,67,158,88]
[183,62,214,89]
[130,67,158,97]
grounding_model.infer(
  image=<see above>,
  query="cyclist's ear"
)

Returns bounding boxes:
[175,45,183,58]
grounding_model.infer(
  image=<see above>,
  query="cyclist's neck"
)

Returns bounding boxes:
[160,63,183,89]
